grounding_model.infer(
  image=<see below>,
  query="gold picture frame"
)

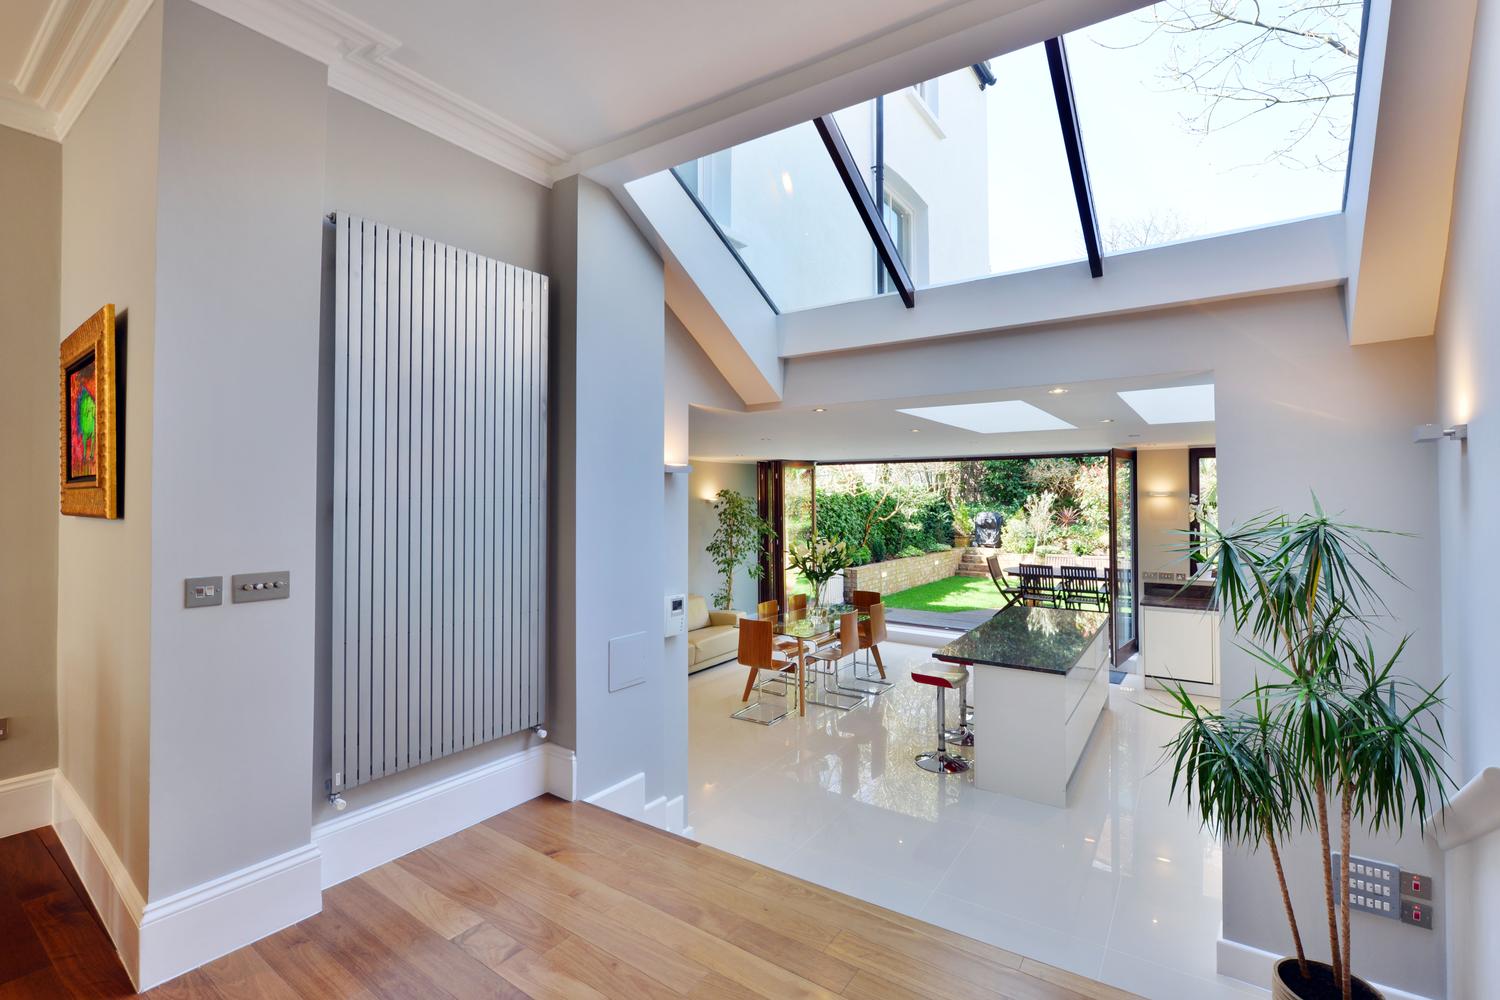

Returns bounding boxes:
[59,304,119,518]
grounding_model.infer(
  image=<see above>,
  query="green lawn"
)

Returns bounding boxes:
[883,575,1008,613]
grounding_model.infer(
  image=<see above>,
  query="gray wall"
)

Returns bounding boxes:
[311,88,554,825]
[0,126,61,782]
[146,0,326,899]
[551,176,675,805]
[1434,0,1500,992]
[687,462,759,610]
[56,0,162,892]
[780,287,1445,997]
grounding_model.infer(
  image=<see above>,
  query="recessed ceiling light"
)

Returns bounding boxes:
[1100,418,1115,424]
[898,400,1075,434]
[1117,384,1215,424]
[910,428,921,433]
[813,407,827,413]
[1047,387,1069,395]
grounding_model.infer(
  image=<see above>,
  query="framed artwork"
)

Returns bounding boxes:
[59,304,119,518]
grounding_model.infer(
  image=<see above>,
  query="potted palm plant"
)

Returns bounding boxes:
[1160,501,1451,1000]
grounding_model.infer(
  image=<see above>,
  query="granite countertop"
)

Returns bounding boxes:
[932,604,1108,675]
[1141,582,1218,611]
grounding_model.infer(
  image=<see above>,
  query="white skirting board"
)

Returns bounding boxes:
[33,742,579,991]
[583,772,689,836]
[1217,937,1434,1000]
[0,768,56,840]
[314,742,577,888]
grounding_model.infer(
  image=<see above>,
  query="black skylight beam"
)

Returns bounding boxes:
[1044,37,1103,279]
[814,114,916,308]
[668,166,781,314]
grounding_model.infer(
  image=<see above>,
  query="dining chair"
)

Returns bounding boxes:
[731,617,797,725]
[810,614,870,707]
[758,598,802,655]
[852,601,892,692]
[1016,564,1057,607]
[803,611,863,711]
[1059,565,1107,611]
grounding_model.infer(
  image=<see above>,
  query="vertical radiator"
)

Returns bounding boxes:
[330,213,547,794]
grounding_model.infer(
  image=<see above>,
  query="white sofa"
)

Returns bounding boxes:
[687,595,743,674]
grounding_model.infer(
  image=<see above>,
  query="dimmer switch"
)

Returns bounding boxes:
[231,571,291,603]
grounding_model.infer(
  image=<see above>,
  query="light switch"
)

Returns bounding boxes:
[231,571,291,604]
[185,576,224,608]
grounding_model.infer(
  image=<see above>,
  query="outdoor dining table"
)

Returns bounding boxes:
[742,603,868,716]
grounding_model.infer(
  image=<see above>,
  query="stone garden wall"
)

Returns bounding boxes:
[843,548,964,599]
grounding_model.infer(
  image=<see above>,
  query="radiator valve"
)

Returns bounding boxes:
[328,793,347,811]
[534,725,548,741]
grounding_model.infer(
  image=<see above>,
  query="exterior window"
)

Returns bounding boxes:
[678,150,733,226]
[913,78,940,117]
[879,194,912,293]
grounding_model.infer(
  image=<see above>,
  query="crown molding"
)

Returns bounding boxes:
[188,0,568,186]
[0,0,154,141]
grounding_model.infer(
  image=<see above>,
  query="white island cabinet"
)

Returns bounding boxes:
[932,605,1110,807]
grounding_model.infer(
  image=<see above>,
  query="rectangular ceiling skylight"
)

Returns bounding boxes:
[1117,384,1215,424]
[898,400,1075,433]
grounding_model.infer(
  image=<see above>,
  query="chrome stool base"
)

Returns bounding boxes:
[915,750,971,774]
[943,725,975,747]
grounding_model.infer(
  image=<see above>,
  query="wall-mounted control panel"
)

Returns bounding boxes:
[184,576,224,609]
[664,594,686,637]
[231,571,290,604]
[1333,853,1434,929]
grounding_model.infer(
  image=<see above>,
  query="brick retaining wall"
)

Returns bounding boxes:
[843,548,964,599]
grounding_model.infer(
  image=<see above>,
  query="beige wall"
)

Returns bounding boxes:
[688,460,759,610]
[56,0,162,892]
[1434,0,1500,992]
[1137,447,1192,582]
[0,125,61,781]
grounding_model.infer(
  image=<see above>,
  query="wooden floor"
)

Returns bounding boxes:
[1,796,1143,1000]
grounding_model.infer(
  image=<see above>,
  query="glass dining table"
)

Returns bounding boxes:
[742,603,868,716]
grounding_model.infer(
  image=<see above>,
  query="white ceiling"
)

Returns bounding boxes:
[0,0,151,139]
[333,0,963,154]
[691,373,1216,463]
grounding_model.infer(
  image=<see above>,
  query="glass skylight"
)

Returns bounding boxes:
[663,0,1366,311]
[833,43,1085,289]
[1065,2,1360,254]
[1117,384,1215,424]
[898,400,1076,434]
[672,121,879,313]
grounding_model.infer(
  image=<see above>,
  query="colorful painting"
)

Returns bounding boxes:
[59,304,118,518]
[68,356,98,481]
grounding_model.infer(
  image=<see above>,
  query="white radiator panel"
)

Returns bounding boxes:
[331,213,547,793]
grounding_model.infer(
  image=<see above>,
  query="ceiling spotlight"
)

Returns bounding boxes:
[910,428,921,433]
[1047,387,1069,395]
[813,407,827,413]
[1100,418,1115,424]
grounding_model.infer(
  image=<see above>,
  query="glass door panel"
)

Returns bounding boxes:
[781,462,816,605]
[1109,448,1138,663]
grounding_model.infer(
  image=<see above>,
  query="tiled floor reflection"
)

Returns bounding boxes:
[687,642,1266,1000]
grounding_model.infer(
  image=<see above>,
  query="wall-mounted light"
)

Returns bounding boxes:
[664,463,693,475]
[1414,423,1468,443]
[1145,490,1174,498]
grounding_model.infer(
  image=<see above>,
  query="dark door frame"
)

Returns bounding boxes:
[1107,448,1139,664]
[1188,447,1216,575]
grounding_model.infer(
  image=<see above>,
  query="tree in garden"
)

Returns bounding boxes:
[705,489,774,610]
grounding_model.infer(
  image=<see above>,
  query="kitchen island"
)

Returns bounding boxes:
[932,604,1110,806]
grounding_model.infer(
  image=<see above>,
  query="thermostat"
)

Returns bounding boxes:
[665,594,686,637]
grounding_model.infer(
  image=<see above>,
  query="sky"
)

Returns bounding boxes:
[986,1,1358,272]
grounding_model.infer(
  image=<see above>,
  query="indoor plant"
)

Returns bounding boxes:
[787,535,853,607]
[705,488,774,610]
[1160,501,1451,1000]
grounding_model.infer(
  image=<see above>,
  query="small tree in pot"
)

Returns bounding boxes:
[705,489,775,611]
[1159,501,1451,1000]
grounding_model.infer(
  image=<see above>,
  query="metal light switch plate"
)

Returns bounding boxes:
[231,570,291,603]
[184,576,223,608]
[1332,853,1399,920]
[1400,870,1432,900]
[1400,898,1434,929]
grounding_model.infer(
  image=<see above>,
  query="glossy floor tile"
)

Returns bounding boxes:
[686,641,1267,1000]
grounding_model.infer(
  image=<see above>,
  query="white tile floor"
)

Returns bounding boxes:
[686,642,1268,1000]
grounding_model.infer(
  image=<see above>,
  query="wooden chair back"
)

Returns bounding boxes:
[737,617,777,669]
[757,599,779,619]
[1016,564,1055,602]
[788,593,807,611]
[850,589,881,609]
[837,611,857,652]
[985,555,1006,590]
[859,602,887,646]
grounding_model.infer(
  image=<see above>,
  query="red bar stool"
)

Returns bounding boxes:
[910,666,972,774]
[944,673,975,748]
